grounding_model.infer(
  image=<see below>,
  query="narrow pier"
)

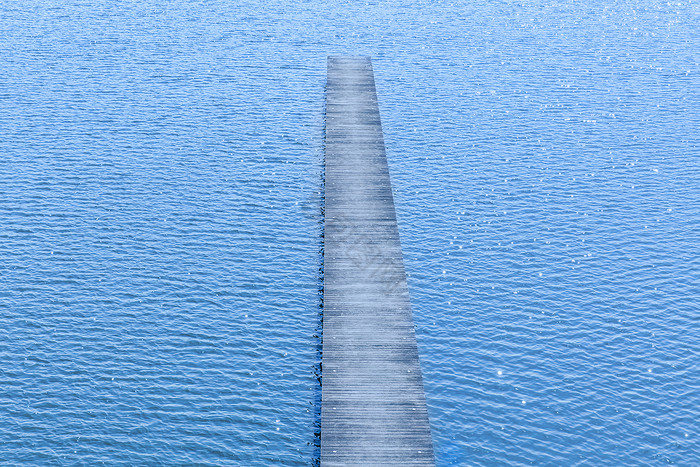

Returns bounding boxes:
[321,56,435,466]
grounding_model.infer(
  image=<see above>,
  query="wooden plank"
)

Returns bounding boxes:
[321,56,435,467]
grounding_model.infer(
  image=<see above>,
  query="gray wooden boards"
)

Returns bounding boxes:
[321,56,435,466]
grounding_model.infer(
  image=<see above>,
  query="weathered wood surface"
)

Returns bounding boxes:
[321,56,435,467]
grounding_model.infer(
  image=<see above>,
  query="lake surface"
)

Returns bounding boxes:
[1,0,698,465]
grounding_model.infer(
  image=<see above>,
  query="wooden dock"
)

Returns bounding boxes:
[321,56,435,466]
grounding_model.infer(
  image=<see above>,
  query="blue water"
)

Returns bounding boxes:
[1,0,698,465]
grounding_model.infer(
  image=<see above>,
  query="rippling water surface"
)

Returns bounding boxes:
[1,0,698,465]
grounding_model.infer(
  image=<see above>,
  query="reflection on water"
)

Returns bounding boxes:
[1,0,698,465]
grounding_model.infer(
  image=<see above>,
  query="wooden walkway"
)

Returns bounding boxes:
[321,56,435,466]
